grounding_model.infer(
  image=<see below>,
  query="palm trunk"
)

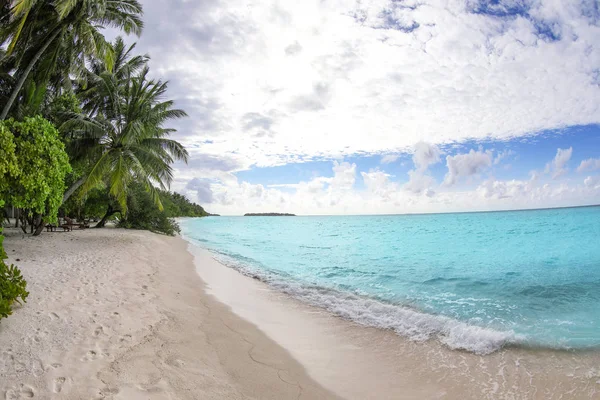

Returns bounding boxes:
[0,29,61,120]
[62,176,86,204]
[95,205,118,228]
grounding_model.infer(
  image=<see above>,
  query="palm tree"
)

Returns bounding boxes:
[62,61,189,227]
[61,37,150,203]
[0,0,143,120]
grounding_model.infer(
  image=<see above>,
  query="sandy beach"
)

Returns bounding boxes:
[0,228,337,399]
[1,228,600,399]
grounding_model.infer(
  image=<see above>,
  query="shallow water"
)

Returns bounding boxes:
[180,206,600,354]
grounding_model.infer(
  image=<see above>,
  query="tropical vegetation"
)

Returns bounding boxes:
[0,1,212,322]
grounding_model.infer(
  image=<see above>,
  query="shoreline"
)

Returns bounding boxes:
[0,228,338,399]
[185,237,600,399]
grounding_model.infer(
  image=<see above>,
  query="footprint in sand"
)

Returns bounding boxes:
[45,363,62,372]
[4,384,35,399]
[52,378,66,393]
[81,350,99,361]
[93,326,105,337]
[48,312,60,321]
[81,349,110,362]
[119,334,132,344]
[99,387,119,397]
[0,350,14,369]
[165,357,185,368]
[31,360,44,377]
[24,335,42,346]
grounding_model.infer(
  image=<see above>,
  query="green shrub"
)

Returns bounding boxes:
[0,222,29,322]
[118,183,180,236]
[0,257,29,321]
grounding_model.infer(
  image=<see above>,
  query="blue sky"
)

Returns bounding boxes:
[237,125,600,187]
[117,0,600,214]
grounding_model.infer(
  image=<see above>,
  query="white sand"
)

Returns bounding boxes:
[2,227,600,400]
[0,228,338,399]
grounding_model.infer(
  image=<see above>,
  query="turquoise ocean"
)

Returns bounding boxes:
[180,206,600,355]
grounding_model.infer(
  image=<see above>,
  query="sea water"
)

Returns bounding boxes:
[180,206,600,355]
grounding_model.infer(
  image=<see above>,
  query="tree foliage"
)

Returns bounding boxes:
[0,0,144,120]
[0,116,71,224]
[160,191,210,218]
[118,183,180,236]
[63,42,189,215]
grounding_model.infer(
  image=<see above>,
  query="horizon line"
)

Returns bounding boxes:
[202,203,600,218]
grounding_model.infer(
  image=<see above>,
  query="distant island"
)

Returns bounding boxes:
[244,213,296,216]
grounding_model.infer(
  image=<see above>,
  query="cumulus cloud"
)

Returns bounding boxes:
[413,142,442,172]
[477,174,537,200]
[186,178,214,204]
[330,161,357,191]
[584,175,600,189]
[404,142,441,195]
[361,170,398,199]
[443,149,493,186]
[204,164,600,216]
[405,170,437,196]
[577,158,600,173]
[545,147,573,179]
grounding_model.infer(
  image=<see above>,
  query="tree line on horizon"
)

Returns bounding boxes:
[0,0,209,322]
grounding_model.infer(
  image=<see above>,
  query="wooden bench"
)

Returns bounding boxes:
[45,224,71,232]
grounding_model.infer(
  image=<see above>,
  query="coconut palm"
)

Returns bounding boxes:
[62,63,189,227]
[0,0,143,120]
[60,37,150,203]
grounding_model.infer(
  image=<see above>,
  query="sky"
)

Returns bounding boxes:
[113,0,600,215]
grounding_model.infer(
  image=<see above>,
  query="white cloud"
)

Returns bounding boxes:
[405,170,437,196]
[202,161,600,216]
[584,175,600,189]
[129,0,600,168]
[412,142,441,172]
[443,149,493,186]
[403,142,441,195]
[577,158,600,173]
[477,175,537,200]
[493,149,515,165]
[361,170,397,198]
[380,154,400,164]
[186,178,214,204]
[330,161,357,191]
[545,147,573,179]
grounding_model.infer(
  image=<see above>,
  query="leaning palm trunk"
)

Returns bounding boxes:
[62,176,86,204]
[95,204,119,228]
[0,29,61,120]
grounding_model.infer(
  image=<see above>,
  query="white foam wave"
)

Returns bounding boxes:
[207,249,520,355]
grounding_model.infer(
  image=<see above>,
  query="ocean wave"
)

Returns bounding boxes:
[207,249,520,355]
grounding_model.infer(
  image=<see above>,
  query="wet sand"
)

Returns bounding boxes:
[189,243,600,400]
